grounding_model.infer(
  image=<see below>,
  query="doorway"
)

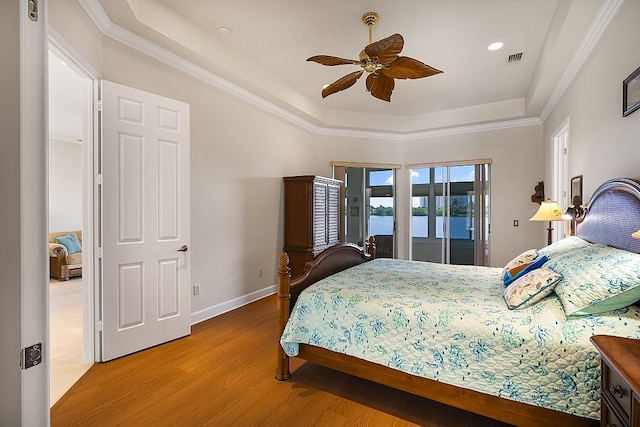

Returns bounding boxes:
[47,48,95,405]
[552,118,570,241]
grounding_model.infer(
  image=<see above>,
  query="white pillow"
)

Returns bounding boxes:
[504,267,562,310]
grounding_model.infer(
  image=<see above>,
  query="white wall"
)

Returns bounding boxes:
[49,140,83,232]
[544,0,640,200]
[99,36,322,313]
[403,125,545,266]
[48,1,549,318]
[310,128,546,267]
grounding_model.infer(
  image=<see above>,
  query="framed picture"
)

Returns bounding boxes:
[623,66,640,117]
[571,175,583,206]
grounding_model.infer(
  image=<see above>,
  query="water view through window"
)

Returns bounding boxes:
[369,215,473,238]
[340,163,488,264]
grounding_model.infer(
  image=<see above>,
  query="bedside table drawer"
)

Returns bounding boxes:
[603,362,633,419]
[603,401,627,427]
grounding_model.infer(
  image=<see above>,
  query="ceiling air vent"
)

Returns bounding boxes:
[507,52,523,63]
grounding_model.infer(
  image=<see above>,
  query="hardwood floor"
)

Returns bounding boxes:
[51,295,512,426]
[49,277,92,406]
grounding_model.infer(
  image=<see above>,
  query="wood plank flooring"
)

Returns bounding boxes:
[51,295,512,426]
[49,277,92,406]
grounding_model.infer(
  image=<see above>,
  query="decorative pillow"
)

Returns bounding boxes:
[504,267,562,309]
[537,236,592,259]
[501,249,538,281]
[55,233,82,255]
[547,245,640,316]
[503,255,549,286]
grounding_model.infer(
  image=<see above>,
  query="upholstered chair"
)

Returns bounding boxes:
[49,231,82,281]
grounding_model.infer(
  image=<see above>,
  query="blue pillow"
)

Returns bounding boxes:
[55,233,82,254]
[503,255,549,286]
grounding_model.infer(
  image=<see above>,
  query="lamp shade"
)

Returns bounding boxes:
[632,230,640,240]
[529,199,567,222]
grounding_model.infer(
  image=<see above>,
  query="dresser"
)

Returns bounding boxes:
[283,175,342,278]
[591,335,640,427]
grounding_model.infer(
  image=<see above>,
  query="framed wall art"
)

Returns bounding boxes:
[571,175,583,206]
[623,66,640,117]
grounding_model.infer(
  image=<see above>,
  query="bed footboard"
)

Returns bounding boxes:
[276,239,375,381]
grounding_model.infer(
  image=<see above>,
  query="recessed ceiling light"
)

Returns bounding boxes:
[488,41,504,51]
[218,25,231,36]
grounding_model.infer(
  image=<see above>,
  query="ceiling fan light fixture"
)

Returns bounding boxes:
[307,12,442,102]
[487,41,504,51]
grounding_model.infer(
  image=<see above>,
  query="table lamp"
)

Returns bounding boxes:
[529,199,568,245]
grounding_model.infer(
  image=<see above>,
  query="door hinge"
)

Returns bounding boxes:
[95,173,103,185]
[96,320,103,332]
[95,100,103,112]
[28,0,38,22]
[96,247,103,258]
[21,343,42,369]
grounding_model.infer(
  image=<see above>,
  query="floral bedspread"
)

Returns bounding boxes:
[280,258,640,419]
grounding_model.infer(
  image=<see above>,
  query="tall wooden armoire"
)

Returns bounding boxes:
[283,175,342,278]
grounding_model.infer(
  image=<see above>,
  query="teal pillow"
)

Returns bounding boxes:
[546,244,640,316]
[55,233,82,254]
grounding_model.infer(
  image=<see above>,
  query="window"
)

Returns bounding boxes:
[333,162,400,258]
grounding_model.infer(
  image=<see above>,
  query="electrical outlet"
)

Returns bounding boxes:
[192,284,200,296]
[258,268,263,278]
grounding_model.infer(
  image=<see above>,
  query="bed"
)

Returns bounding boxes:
[276,178,640,427]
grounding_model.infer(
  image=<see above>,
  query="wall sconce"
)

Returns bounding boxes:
[563,195,585,236]
[529,199,568,245]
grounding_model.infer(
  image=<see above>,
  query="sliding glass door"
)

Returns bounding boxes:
[410,162,490,265]
[334,166,396,258]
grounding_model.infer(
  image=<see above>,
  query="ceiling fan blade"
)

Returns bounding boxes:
[307,55,360,66]
[364,33,404,65]
[322,70,364,98]
[381,56,443,79]
[366,73,395,102]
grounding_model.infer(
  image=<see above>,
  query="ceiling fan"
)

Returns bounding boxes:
[307,12,443,102]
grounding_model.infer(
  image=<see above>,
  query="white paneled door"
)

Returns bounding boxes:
[101,81,191,361]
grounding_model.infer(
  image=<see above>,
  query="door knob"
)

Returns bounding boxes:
[177,245,188,252]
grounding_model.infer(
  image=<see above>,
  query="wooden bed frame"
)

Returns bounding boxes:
[276,178,640,427]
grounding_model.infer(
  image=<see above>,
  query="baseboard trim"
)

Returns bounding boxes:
[190,285,276,325]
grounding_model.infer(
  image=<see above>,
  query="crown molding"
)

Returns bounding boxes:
[48,27,101,79]
[405,117,542,140]
[78,0,607,141]
[540,0,624,121]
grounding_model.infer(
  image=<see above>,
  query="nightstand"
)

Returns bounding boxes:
[591,335,640,427]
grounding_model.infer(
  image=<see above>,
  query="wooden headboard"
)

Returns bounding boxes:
[576,178,640,254]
